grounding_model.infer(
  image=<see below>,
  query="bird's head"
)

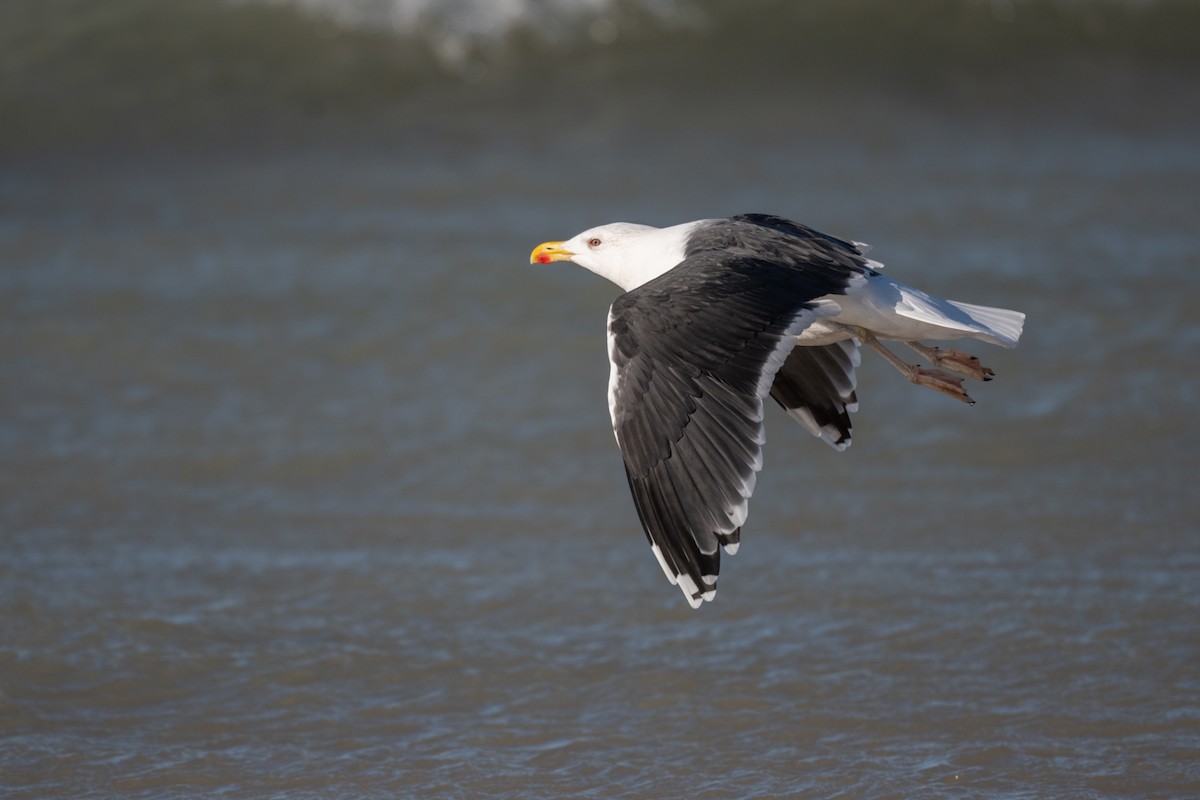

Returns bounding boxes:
[530,222,681,291]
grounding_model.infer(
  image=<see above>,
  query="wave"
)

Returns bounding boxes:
[244,0,1200,68]
[2,0,1198,152]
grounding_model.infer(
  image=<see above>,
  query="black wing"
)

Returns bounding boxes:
[769,340,860,451]
[606,242,861,607]
[688,214,879,276]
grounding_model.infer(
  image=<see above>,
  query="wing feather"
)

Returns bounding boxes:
[606,230,864,606]
[769,340,861,450]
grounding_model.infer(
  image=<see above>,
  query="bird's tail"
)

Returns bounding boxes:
[943,299,1025,348]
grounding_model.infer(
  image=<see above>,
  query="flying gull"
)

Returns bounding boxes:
[530,214,1024,608]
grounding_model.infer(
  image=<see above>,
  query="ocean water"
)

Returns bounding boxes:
[2,1,1199,798]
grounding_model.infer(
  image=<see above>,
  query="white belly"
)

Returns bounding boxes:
[792,318,857,346]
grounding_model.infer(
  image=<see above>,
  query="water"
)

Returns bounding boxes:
[3,1,1199,797]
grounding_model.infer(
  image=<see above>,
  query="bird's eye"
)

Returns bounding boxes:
[588,237,602,248]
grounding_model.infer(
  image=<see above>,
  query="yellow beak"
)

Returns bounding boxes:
[530,241,575,265]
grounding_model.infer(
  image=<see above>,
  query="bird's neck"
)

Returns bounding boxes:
[600,221,709,292]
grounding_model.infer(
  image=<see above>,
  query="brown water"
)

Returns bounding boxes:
[3,3,1200,797]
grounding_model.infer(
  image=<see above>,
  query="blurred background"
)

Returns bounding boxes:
[3,1,1199,797]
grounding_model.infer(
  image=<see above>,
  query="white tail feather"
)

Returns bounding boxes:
[944,300,1025,348]
[877,278,1025,348]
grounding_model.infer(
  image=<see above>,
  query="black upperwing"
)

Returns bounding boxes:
[605,219,866,605]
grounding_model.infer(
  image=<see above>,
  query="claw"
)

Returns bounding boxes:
[907,365,975,405]
[863,335,977,405]
[905,342,995,382]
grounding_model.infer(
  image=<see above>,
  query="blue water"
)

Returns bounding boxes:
[2,2,1200,797]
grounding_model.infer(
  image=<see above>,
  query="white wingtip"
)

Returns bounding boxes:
[651,543,718,608]
[676,572,704,608]
[650,543,677,585]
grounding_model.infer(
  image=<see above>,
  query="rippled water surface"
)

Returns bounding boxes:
[3,2,1200,798]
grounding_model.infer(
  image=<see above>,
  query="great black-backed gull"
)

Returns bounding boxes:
[530,213,1024,608]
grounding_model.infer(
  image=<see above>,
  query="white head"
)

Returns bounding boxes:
[530,221,698,291]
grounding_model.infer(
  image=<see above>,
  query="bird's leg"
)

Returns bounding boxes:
[859,332,975,405]
[904,341,995,382]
